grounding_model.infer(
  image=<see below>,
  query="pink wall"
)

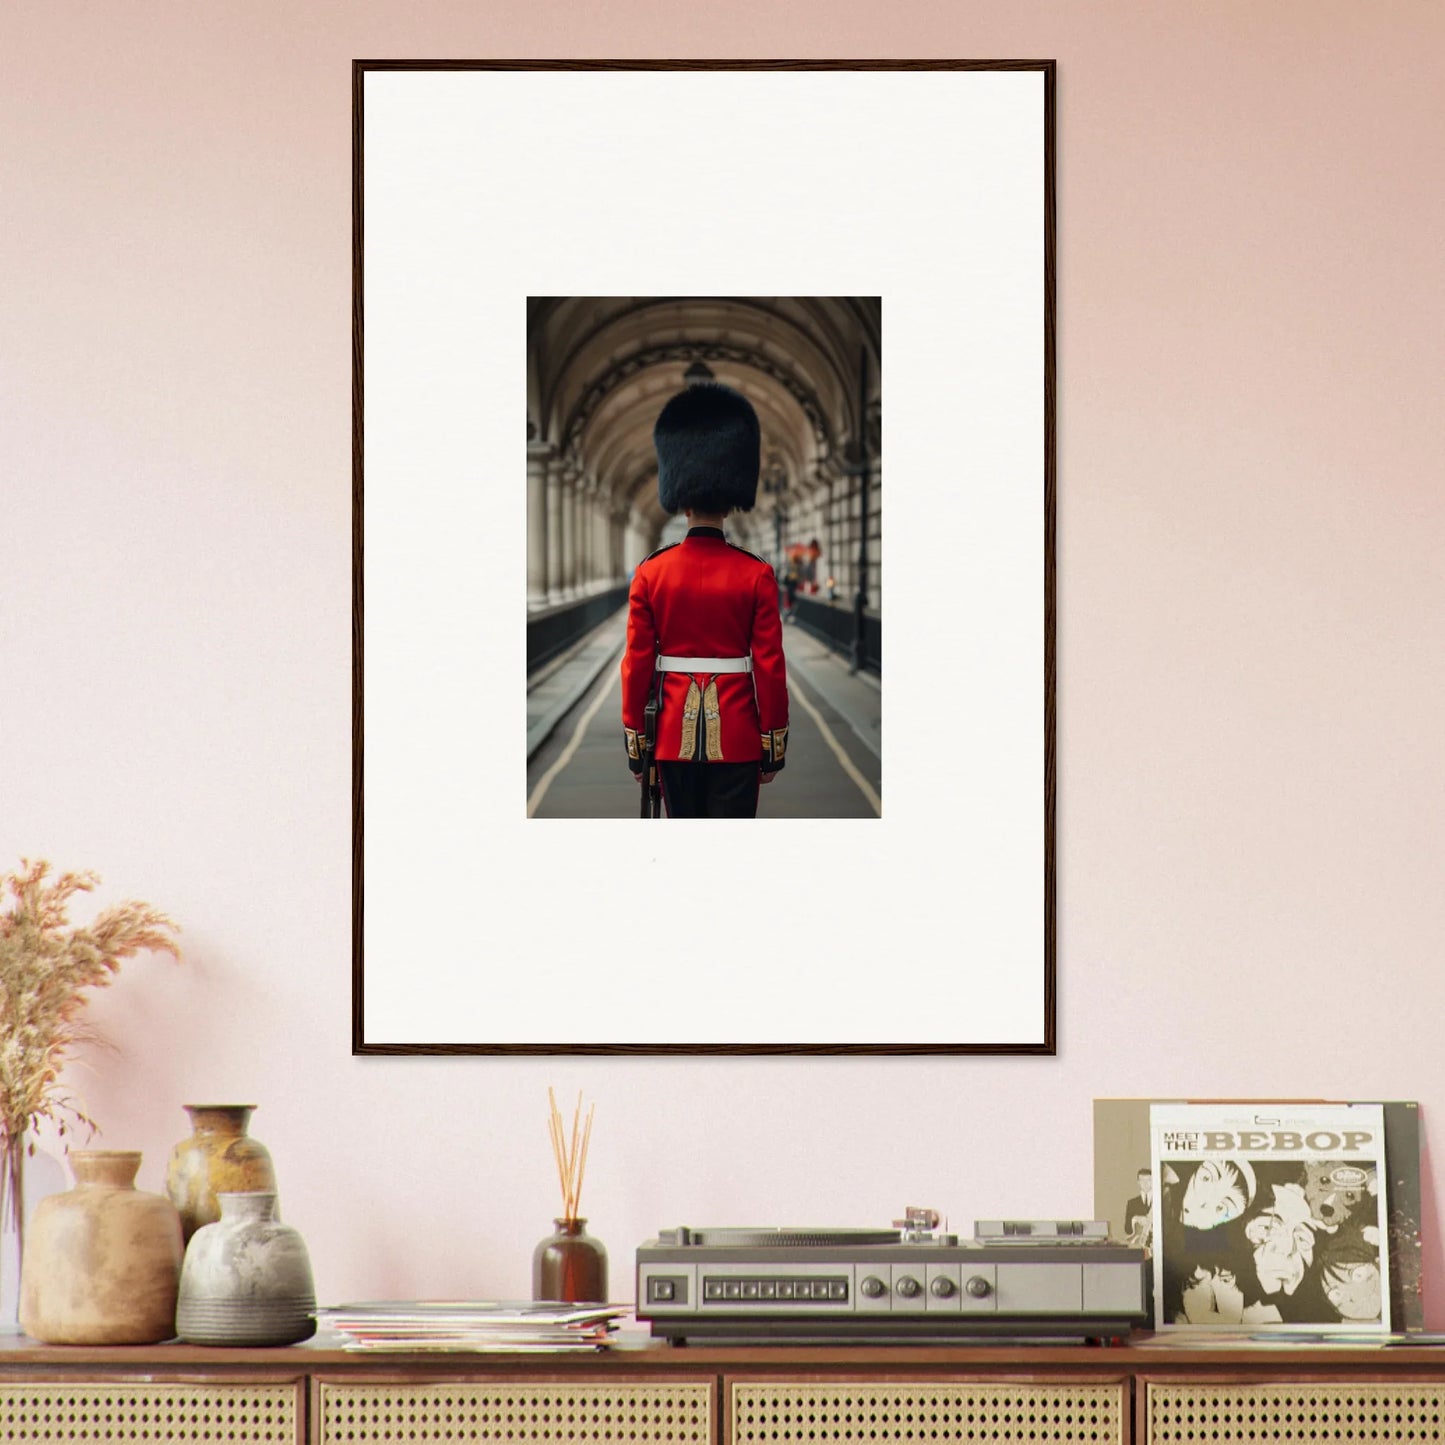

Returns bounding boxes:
[4,2,1443,1318]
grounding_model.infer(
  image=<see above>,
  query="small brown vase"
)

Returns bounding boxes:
[165,1104,277,1241]
[19,1150,183,1345]
[532,1217,608,1303]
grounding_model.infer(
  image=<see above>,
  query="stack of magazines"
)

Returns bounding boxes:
[314,1301,630,1352]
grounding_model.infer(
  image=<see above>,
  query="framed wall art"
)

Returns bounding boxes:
[354,60,1056,1054]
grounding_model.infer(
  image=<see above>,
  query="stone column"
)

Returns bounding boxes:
[571,474,585,595]
[624,515,644,572]
[593,492,609,589]
[608,507,620,584]
[579,477,596,593]
[545,455,563,605]
[871,461,883,614]
[826,477,841,601]
[527,440,550,608]
[558,464,576,600]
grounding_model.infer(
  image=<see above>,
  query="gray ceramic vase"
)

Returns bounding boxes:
[176,1191,316,1346]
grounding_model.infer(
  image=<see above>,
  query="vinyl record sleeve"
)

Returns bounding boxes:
[1093,1099,1421,1333]
[1148,1102,1390,1333]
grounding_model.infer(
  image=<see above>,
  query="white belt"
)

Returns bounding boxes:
[656,654,752,674]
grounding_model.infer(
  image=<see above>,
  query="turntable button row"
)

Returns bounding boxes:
[703,1277,849,1302]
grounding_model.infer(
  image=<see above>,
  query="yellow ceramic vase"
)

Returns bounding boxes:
[165,1104,278,1241]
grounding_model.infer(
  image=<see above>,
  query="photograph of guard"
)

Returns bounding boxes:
[526,298,881,820]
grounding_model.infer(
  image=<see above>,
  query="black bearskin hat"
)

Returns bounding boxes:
[653,381,760,515]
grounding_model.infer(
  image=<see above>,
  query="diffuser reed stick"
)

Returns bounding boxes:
[548,1087,595,1222]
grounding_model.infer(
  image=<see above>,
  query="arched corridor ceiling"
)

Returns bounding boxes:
[527,298,880,534]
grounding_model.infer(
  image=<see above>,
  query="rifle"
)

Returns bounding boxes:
[640,671,662,818]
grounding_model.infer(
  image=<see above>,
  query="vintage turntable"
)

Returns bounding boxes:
[635,1209,1147,1344]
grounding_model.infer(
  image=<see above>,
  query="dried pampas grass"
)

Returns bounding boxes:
[0,858,181,1231]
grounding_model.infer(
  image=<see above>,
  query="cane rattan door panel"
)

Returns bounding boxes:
[728,1380,1125,1444]
[0,1380,301,1444]
[317,1378,715,1443]
[1146,1380,1445,1443]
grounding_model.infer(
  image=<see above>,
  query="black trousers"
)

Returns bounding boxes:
[658,761,761,818]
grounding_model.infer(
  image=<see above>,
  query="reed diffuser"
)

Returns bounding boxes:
[532,1089,607,1304]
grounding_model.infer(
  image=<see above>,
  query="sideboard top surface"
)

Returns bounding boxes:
[3,1332,1445,1374]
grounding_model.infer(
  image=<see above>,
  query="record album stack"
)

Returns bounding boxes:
[314,1300,629,1352]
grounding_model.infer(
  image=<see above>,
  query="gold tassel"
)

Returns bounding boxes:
[703,681,723,761]
[679,681,702,760]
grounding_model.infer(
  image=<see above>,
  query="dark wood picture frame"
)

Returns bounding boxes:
[353,59,1056,1056]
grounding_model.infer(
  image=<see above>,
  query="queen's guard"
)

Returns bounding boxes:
[621,381,790,818]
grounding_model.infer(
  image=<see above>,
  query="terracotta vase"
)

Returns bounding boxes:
[176,1192,316,1346]
[165,1104,277,1241]
[19,1150,183,1345]
[532,1217,608,1303]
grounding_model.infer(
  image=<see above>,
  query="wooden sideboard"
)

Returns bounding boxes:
[4,1332,1445,1443]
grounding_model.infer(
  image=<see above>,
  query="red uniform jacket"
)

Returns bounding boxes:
[621,527,789,773]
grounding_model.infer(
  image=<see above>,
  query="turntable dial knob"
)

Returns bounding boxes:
[929,1276,956,1298]
[965,1275,992,1299]
[860,1275,887,1299]
[895,1275,922,1299]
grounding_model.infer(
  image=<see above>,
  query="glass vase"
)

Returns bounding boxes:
[0,1132,67,1334]
[0,1137,22,1332]
[532,1217,608,1304]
